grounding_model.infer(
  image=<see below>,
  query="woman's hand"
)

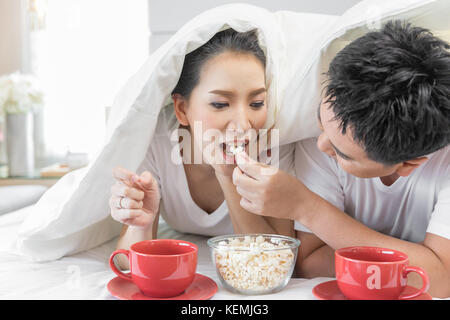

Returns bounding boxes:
[212,162,237,178]
[207,143,238,178]
[110,166,160,228]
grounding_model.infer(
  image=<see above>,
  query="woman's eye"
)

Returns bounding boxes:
[210,102,229,109]
[250,101,265,108]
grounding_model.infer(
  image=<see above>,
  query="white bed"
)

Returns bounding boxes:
[0,205,334,300]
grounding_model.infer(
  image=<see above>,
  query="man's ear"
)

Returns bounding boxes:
[172,93,189,126]
[395,157,428,177]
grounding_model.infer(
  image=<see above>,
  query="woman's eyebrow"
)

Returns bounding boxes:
[208,90,234,96]
[208,88,266,97]
[249,88,267,96]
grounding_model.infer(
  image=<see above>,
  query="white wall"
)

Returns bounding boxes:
[0,0,24,75]
[147,0,362,52]
[0,1,363,72]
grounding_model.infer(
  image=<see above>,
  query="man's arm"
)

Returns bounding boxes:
[295,188,450,298]
[232,154,450,298]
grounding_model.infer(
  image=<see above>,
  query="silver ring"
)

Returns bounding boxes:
[118,197,124,209]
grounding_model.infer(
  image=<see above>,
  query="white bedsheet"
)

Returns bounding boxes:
[0,206,444,300]
[0,206,331,300]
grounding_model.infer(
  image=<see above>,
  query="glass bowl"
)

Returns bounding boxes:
[207,233,300,295]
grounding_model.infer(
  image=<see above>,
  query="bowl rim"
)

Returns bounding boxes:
[207,233,301,251]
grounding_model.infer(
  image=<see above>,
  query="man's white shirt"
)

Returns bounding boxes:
[294,138,450,243]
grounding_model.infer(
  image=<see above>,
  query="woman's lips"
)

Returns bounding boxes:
[216,141,247,164]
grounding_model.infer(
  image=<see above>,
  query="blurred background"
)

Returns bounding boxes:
[0,0,360,186]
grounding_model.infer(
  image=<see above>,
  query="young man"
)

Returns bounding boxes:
[232,21,450,298]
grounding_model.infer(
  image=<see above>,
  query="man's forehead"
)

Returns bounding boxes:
[319,101,368,161]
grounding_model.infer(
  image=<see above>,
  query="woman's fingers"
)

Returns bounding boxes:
[111,208,143,222]
[109,196,121,209]
[111,181,145,201]
[112,166,138,186]
[136,171,157,191]
[109,196,143,209]
[110,167,159,228]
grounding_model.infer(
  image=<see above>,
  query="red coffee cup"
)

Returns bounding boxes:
[335,246,429,300]
[109,239,198,298]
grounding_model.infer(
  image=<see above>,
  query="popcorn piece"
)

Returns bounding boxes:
[229,144,245,155]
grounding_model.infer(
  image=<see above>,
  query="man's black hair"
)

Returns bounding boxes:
[324,20,450,165]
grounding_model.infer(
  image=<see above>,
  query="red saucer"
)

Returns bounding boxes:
[107,273,217,300]
[312,280,432,300]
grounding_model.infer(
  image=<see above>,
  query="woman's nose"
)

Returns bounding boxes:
[227,107,252,132]
[317,133,336,157]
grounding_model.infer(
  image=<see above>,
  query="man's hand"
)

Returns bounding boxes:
[232,152,314,220]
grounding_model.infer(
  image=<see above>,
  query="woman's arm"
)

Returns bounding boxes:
[215,171,294,237]
[115,210,160,270]
[295,230,334,278]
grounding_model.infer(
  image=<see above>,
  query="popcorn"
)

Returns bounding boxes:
[229,144,245,155]
[213,235,295,292]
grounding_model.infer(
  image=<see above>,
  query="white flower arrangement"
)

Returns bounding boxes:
[0,72,44,116]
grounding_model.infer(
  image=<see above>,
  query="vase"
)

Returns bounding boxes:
[0,118,6,165]
[33,106,46,166]
[5,112,35,177]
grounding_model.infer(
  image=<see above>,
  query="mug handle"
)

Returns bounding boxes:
[109,249,132,281]
[398,266,430,300]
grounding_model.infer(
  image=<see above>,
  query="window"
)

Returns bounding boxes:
[27,0,149,159]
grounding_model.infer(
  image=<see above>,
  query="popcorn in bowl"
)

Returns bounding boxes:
[207,234,300,295]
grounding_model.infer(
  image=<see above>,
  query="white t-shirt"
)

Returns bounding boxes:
[137,106,294,237]
[294,138,450,243]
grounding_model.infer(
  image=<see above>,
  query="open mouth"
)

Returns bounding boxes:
[220,140,249,157]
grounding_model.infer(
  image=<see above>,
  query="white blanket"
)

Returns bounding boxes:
[14,0,450,261]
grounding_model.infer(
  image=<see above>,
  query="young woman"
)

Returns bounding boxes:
[108,29,294,269]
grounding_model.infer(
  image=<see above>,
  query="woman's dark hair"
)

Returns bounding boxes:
[172,28,266,98]
[324,20,450,165]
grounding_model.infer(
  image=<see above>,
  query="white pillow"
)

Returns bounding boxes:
[0,185,48,215]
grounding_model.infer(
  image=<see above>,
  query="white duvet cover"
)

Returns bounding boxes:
[0,206,333,300]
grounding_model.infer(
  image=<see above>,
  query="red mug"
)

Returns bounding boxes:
[109,239,198,298]
[335,246,429,300]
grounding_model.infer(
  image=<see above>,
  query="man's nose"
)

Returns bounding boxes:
[317,133,336,157]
